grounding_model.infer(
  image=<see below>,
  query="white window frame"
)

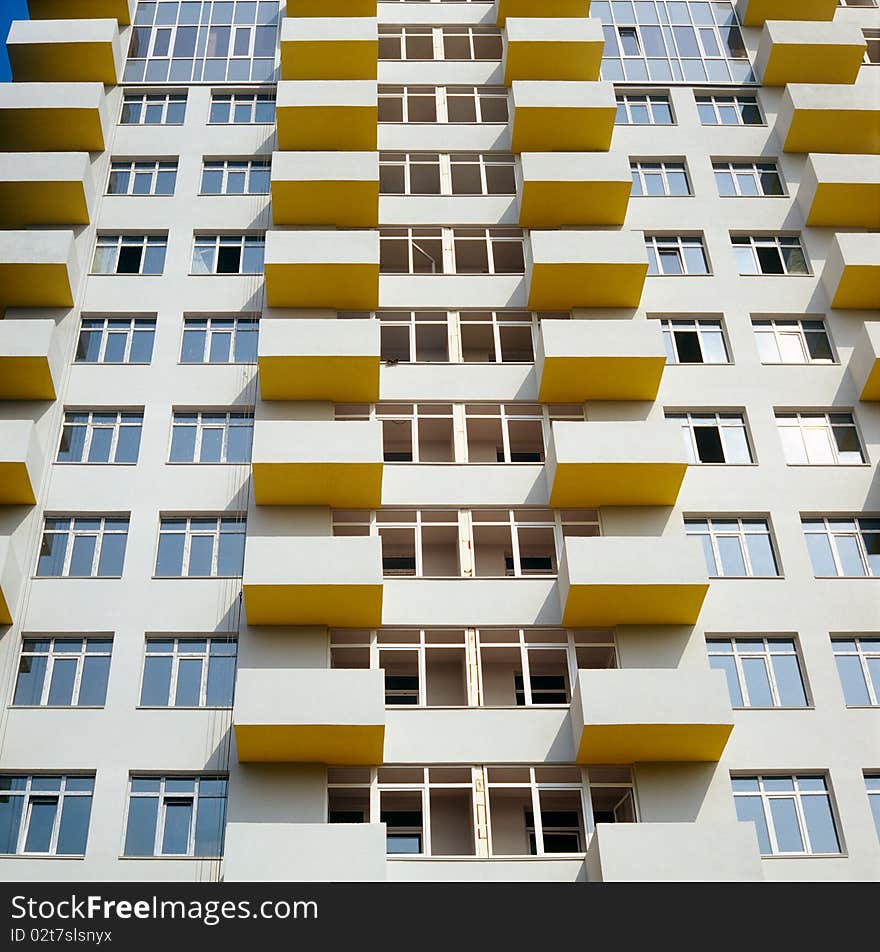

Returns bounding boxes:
[706,636,808,709]
[732,234,810,276]
[140,636,238,708]
[695,93,764,126]
[751,318,835,365]
[802,516,880,578]
[713,160,785,197]
[685,516,780,578]
[775,411,866,466]
[168,409,254,464]
[378,85,509,124]
[190,234,266,275]
[615,92,675,125]
[180,315,259,364]
[154,515,247,579]
[645,234,711,276]
[832,637,880,706]
[57,410,144,465]
[76,316,156,365]
[378,152,516,197]
[666,410,753,464]
[91,234,167,276]
[208,91,276,125]
[630,159,691,197]
[378,25,502,62]
[658,316,730,364]
[200,158,271,196]
[120,91,186,125]
[0,776,95,857]
[13,637,112,708]
[36,516,130,579]
[107,160,178,196]
[379,227,525,275]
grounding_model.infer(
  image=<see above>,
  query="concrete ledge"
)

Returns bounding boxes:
[7,18,122,84]
[281,17,378,80]
[821,232,880,310]
[0,230,78,310]
[798,153,880,229]
[0,320,61,400]
[0,82,108,152]
[0,152,94,227]
[0,420,42,505]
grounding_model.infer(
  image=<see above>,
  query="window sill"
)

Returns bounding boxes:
[736,274,813,279]
[382,575,560,581]
[759,362,838,367]
[814,576,878,580]
[760,852,847,861]
[843,705,880,710]
[784,463,870,469]
[10,705,105,711]
[198,193,271,198]
[0,853,84,861]
[32,576,124,581]
[387,854,586,862]
[54,462,138,467]
[73,362,152,367]
[151,576,243,581]
[709,575,785,581]
[187,273,264,278]
[135,706,233,711]
[731,705,815,712]
[384,704,571,711]
[176,362,257,367]
[118,855,221,861]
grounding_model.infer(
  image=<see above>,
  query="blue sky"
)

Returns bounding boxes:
[0,0,30,83]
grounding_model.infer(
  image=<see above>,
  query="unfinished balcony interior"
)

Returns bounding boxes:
[496,0,591,25]
[503,17,603,83]
[0,153,94,229]
[509,81,616,153]
[754,20,866,87]
[821,232,880,310]
[26,0,134,22]
[0,230,78,311]
[280,16,378,80]
[797,154,880,229]
[6,17,122,84]
[271,151,379,227]
[0,537,22,626]
[276,80,378,152]
[777,77,880,155]
[0,320,61,400]
[0,420,42,506]
[0,83,108,153]
[851,322,880,402]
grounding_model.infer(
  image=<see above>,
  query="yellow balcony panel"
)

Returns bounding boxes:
[503,18,602,83]
[527,230,648,309]
[7,18,122,84]
[537,319,665,402]
[264,230,379,310]
[258,317,379,401]
[0,230,78,311]
[0,83,108,153]
[277,81,377,152]
[822,232,880,310]
[0,421,42,506]
[547,421,686,508]
[271,151,379,227]
[0,321,60,401]
[27,0,134,23]
[497,0,591,26]
[852,322,880,402]
[518,151,631,227]
[755,20,866,87]
[799,153,880,229]
[0,153,94,228]
[778,78,880,155]
[234,668,385,764]
[735,0,836,27]
[288,0,377,15]
[0,537,22,626]
[252,420,383,507]
[510,81,616,153]
[243,536,383,627]
[559,536,709,627]
[281,17,378,81]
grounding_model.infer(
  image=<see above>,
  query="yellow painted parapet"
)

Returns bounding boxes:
[276,81,377,152]
[852,323,880,402]
[0,83,108,153]
[0,230,78,310]
[778,79,880,155]
[510,81,616,153]
[822,232,880,310]
[0,421,41,506]
[7,18,122,85]
[755,20,866,87]
[799,153,880,229]
[0,321,60,401]
[503,17,602,83]
[27,0,134,23]
[0,153,93,228]
[281,17,378,81]
[271,152,379,227]
[736,0,836,27]
[288,0,377,14]
[497,0,590,26]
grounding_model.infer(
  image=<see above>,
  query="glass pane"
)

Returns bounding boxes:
[206,656,236,706]
[834,655,870,705]
[734,795,771,854]
[217,531,245,576]
[56,796,92,855]
[802,796,839,853]
[835,535,866,577]
[806,533,837,577]
[0,794,24,853]
[741,657,773,707]
[156,533,185,576]
[188,536,215,576]
[717,536,746,576]
[769,798,804,853]
[745,534,777,577]
[47,658,77,706]
[709,655,743,707]
[194,793,226,857]
[97,533,127,577]
[78,657,111,706]
[771,655,807,707]
[13,655,47,706]
[161,800,193,855]
[23,798,57,853]
[141,656,173,706]
[175,658,203,706]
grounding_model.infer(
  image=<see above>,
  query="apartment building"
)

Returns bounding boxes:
[0,0,878,883]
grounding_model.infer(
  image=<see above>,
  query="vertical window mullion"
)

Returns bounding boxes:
[530,776,544,856]
[520,639,533,706]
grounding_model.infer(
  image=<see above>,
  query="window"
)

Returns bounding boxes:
[708,637,808,708]
[713,161,784,197]
[659,317,729,364]
[686,517,780,578]
[696,94,762,125]
[752,318,834,365]
[864,30,880,64]
[379,153,516,196]
[209,91,276,124]
[200,159,270,195]
[13,637,112,708]
[57,411,143,465]
[76,317,156,365]
[666,411,752,464]
[155,515,246,578]
[36,516,129,579]
[191,234,265,274]
[645,235,710,275]
[169,410,254,463]
[125,1,279,83]
[378,85,509,124]
[123,776,227,858]
[803,517,880,578]
[630,160,690,196]
[615,92,674,124]
[120,91,186,125]
[776,412,865,466]
[832,637,880,706]
[140,637,237,708]
[867,776,880,841]
[0,776,94,856]
[732,235,808,276]
[379,25,502,61]
[92,235,167,276]
[732,775,841,856]
[181,315,258,364]
[379,227,524,275]
[108,160,177,196]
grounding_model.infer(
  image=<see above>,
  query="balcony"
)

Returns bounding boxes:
[510,81,616,153]
[822,232,880,310]
[778,77,880,155]
[7,18,121,85]
[288,0,377,14]
[0,537,22,626]
[559,536,709,627]
[251,420,383,507]
[735,0,836,27]
[234,668,385,763]
[497,0,591,26]
[0,321,60,400]
[536,319,666,402]
[27,1,134,22]
[755,20,865,87]
[271,152,379,227]
[503,17,603,83]
[0,421,41,505]
[264,230,380,309]
[0,153,93,228]
[546,421,686,508]
[0,230,77,310]
[798,153,880,229]
[527,230,648,309]
[570,668,733,764]
[0,82,108,153]
[277,81,378,152]
[852,322,880,402]
[243,536,383,627]
[258,318,380,401]
[281,17,377,81]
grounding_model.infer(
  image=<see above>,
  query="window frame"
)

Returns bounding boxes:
[614,92,675,125]
[107,159,178,197]
[645,234,712,276]
[712,159,786,198]
[199,158,271,196]
[12,636,113,709]
[119,91,187,125]
[657,316,731,365]
[695,93,764,126]
[139,636,238,709]
[706,635,810,710]
[751,317,836,366]
[154,514,247,579]
[91,234,168,277]
[630,159,692,197]
[731,234,810,277]
[831,636,880,707]
[75,316,157,366]
[378,85,509,125]
[168,409,255,465]
[180,315,259,365]
[56,409,144,466]
[208,91,276,125]
[775,410,867,467]
[665,410,754,465]
[35,515,130,580]
[0,775,95,857]
[802,516,880,578]
[190,234,266,276]
[685,516,781,579]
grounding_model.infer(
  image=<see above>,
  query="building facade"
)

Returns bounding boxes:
[0,0,878,882]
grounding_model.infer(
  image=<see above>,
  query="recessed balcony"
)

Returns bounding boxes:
[735,0,836,27]
[281,17,378,81]
[264,230,379,310]
[271,152,379,227]
[510,81,616,153]
[0,82,108,153]
[536,319,666,402]
[251,420,383,507]
[243,536,383,627]
[559,536,709,627]
[527,230,648,309]
[0,421,41,506]
[518,151,632,227]
[0,321,60,401]
[0,153,93,228]
[546,421,686,508]
[27,0,134,22]
[0,537,22,626]
[822,232,880,310]
[755,20,865,87]
[258,318,380,402]
[496,0,591,26]
[7,18,121,84]
[798,154,880,229]
[852,322,880,402]
[234,668,385,764]
[0,230,78,311]
[503,17,603,83]
[276,81,378,152]
[778,77,880,155]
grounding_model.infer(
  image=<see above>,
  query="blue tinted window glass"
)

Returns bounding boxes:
[141,656,173,706]
[56,796,92,855]
[124,797,158,856]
